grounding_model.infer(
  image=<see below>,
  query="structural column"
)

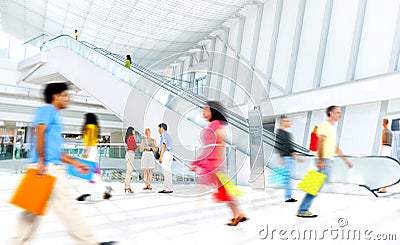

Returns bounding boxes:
[312,0,333,89]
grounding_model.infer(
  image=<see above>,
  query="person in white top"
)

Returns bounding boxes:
[140,128,158,190]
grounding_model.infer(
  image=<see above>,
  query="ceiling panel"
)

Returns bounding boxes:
[0,0,253,68]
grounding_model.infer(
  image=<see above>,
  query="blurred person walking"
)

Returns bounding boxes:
[74,29,79,40]
[124,126,137,193]
[378,118,393,193]
[191,101,247,226]
[140,128,158,190]
[297,106,352,218]
[157,123,173,194]
[76,113,112,201]
[11,83,116,245]
[276,115,303,203]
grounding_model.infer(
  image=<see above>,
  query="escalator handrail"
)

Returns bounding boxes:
[43,35,310,155]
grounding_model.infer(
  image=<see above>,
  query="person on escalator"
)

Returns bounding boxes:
[125,55,132,69]
[378,118,393,193]
[276,115,304,203]
[74,29,79,40]
[309,125,319,152]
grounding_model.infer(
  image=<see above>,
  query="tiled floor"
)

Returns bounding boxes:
[1,171,399,245]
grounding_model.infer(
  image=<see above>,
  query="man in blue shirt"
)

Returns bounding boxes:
[158,123,173,193]
[11,83,116,245]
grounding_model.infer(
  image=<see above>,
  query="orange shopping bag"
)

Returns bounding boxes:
[10,168,56,216]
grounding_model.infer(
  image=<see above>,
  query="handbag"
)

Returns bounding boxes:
[268,167,290,186]
[67,158,97,181]
[155,151,160,160]
[10,168,56,216]
[296,170,326,196]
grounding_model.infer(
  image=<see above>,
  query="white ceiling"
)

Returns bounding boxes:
[0,0,254,68]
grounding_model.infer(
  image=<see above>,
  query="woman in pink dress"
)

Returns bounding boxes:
[191,101,247,226]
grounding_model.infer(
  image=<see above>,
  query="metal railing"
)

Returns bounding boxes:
[40,34,309,155]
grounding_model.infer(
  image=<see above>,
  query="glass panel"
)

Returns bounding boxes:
[0,32,9,58]
[40,35,307,157]
[267,149,400,192]
[9,36,24,61]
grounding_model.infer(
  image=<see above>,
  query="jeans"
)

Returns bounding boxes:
[282,156,295,200]
[297,158,332,213]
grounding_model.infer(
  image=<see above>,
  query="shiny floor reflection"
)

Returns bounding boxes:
[1,172,399,245]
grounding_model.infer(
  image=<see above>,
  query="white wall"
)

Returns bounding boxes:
[227,20,239,51]
[240,5,258,62]
[292,0,325,92]
[355,0,400,78]
[289,112,307,146]
[271,0,300,93]
[170,0,400,95]
[162,0,400,157]
[339,103,381,155]
[254,0,277,73]
[387,98,400,115]
[320,0,359,86]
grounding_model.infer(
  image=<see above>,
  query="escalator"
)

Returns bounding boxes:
[44,35,309,154]
[266,153,400,197]
[20,35,400,193]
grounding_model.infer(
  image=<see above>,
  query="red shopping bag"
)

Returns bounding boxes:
[9,168,56,216]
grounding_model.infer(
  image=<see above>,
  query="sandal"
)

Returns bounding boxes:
[227,214,248,226]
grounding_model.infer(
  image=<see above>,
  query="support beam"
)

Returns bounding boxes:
[228,15,245,106]
[266,0,283,94]
[215,27,229,100]
[389,3,400,72]
[245,3,264,96]
[313,0,333,89]
[302,111,313,147]
[336,106,346,144]
[204,37,216,99]
[19,63,43,83]
[286,0,306,94]
[346,0,367,81]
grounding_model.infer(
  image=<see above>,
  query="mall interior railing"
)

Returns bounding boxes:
[267,149,400,197]
[39,35,310,156]
[62,143,237,183]
[0,143,200,184]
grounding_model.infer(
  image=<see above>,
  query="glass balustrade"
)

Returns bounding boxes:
[0,143,237,185]
[38,35,309,155]
[41,35,214,101]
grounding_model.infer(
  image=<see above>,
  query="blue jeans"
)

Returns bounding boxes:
[282,156,295,200]
[297,158,332,213]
